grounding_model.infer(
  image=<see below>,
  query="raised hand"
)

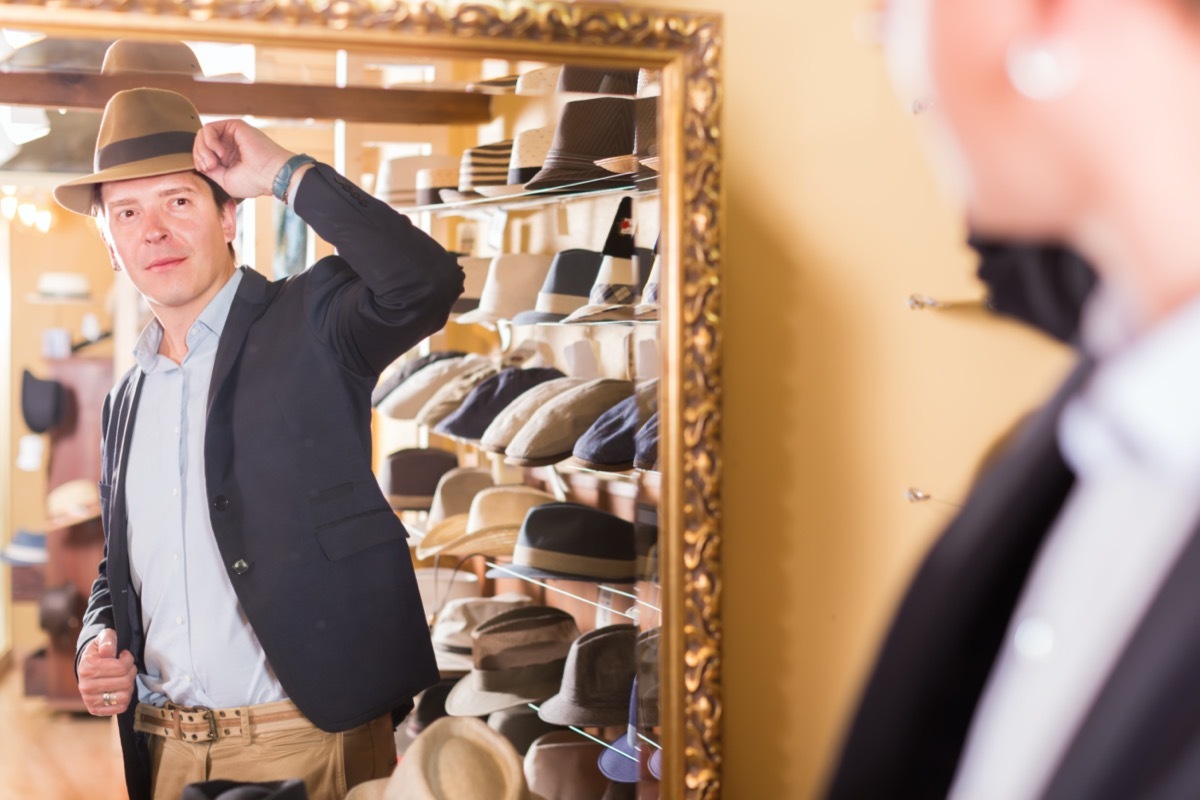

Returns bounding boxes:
[77,628,138,716]
[193,118,295,201]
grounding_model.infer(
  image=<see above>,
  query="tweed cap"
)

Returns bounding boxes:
[435,367,566,441]
[347,716,543,800]
[415,361,502,429]
[489,706,566,757]
[377,354,489,420]
[479,377,590,455]
[444,606,580,717]
[372,351,466,407]
[455,254,556,328]
[523,98,636,193]
[571,379,659,471]
[417,485,556,561]
[432,593,535,673]
[538,625,637,727]
[523,731,610,800]
[378,447,459,511]
[486,503,637,584]
[505,379,634,467]
[632,412,659,472]
[511,249,606,325]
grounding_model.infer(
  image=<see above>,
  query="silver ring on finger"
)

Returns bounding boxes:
[102,691,115,706]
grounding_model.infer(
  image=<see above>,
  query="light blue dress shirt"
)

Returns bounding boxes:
[126,267,287,709]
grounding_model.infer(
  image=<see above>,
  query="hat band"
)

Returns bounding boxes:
[475,657,566,692]
[536,291,588,315]
[508,165,540,185]
[513,544,635,580]
[96,130,197,171]
[588,283,638,305]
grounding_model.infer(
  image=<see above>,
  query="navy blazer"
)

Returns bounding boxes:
[77,164,463,800]
[826,359,1200,799]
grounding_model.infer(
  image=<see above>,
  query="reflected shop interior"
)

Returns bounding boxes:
[0,27,676,800]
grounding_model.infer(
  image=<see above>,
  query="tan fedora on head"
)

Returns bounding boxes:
[54,88,203,216]
[416,484,556,561]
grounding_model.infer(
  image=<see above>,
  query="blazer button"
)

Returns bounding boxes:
[232,559,249,575]
[212,495,230,512]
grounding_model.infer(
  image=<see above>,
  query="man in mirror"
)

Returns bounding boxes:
[59,85,463,800]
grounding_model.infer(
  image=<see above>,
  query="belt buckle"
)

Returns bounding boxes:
[165,701,219,742]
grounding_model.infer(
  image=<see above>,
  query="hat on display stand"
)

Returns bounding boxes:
[45,479,101,528]
[435,367,566,441]
[21,369,66,434]
[373,154,458,206]
[415,361,502,429]
[560,199,648,323]
[503,378,633,467]
[416,484,557,561]
[372,350,467,407]
[377,447,459,511]
[1,530,47,566]
[478,377,590,456]
[485,502,637,584]
[476,126,557,199]
[346,716,545,800]
[537,624,638,728]
[523,731,610,800]
[416,165,460,206]
[511,249,606,326]
[454,253,556,329]
[523,98,636,194]
[431,593,535,674]
[407,465,495,543]
[571,379,659,472]
[443,605,580,717]
[442,140,514,203]
[376,354,490,420]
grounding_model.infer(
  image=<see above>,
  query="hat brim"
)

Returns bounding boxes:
[475,184,528,198]
[594,155,639,175]
[415,513,471,560]
[523,170,634,193]
[503,451,574,468]
[568,455,635,473]
[54,151,199,216]
[444,669,561,718]
[438,525,524,559]
[537,694,629,729]
[562,304,636,324]
[45,505,102,529]
[486,562,636,584]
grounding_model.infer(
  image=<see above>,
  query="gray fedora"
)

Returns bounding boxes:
[537,624,638,728]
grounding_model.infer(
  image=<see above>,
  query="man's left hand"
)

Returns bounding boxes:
[193,119,296,201]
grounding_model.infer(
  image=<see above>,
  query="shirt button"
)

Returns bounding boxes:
[232,559,250,575]
[212,496,230,512]
[174,426,180,435]
[173,552,179,561]
[172,487,179,497]
[1014,617,1055,660]
[185,675,192,683]
[176,616,184,625]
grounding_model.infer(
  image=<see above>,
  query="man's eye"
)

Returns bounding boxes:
[173,197,189,206]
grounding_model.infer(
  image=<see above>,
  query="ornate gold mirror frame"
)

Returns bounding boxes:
[0,1,723,795]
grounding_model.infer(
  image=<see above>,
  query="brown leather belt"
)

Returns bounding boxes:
[133,699,310,743]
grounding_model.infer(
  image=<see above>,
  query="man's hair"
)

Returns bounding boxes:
[92,171,238,259]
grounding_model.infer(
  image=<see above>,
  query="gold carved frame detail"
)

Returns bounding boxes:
[0,1,724,796]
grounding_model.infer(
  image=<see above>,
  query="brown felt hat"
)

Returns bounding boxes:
[54,88,203,216]
[101,39,202,77]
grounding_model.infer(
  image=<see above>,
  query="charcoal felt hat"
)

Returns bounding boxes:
[435,367,566,440]
[523,98,636,193]
[511,249,606,325]
[444,605,581,717]
[378,447,459,511]
[486,503,637,584]
[538,624,638,728]
[21,369,66,434]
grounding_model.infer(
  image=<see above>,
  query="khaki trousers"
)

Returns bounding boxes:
[140,701,396,800]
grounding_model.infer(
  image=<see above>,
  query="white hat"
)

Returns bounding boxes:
[454,254,555,328]
[514,66,562,96]
[377,354,489,420]
[374,154,458,205]
[416,165,460,206]
[416,485,556,561]
[476,126,556,199]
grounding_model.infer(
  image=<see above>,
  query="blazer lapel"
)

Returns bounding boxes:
[207,267,272,419]
[1044,519,1200,800]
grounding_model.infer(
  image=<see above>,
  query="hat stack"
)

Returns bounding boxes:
[435,367,567,441]
[477,126,556,198]
[443,139,514,202]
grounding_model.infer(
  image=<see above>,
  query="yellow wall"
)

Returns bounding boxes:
[645,1,1075,796]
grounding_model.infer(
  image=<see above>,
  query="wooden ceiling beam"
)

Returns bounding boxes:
[0,71,492,125]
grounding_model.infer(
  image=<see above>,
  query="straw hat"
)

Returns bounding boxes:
[53,88,206,215]
[46,478,101,527]
[416,485,556,561]
[347,716,544,800]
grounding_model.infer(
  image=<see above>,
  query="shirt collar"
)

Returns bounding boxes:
[132,267,245,373]
[1061,283,1200,480]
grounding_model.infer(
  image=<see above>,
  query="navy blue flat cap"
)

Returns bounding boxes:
[487,502,636,583]
[633,411,659,472]
[512,249,604,325]
[434,366,565,440]
[572,379,658,471]
[372,350,466,407]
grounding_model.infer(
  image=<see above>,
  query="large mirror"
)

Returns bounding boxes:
[0,2,722,798]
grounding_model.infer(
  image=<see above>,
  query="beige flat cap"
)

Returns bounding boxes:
[378,354,488,421]
[505,379,633,467]
[415,361,501,429]
[479,377,589,455]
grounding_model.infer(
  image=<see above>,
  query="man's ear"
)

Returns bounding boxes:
[220,199,237,246]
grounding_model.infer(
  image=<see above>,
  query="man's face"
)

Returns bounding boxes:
[99,170,236,321]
